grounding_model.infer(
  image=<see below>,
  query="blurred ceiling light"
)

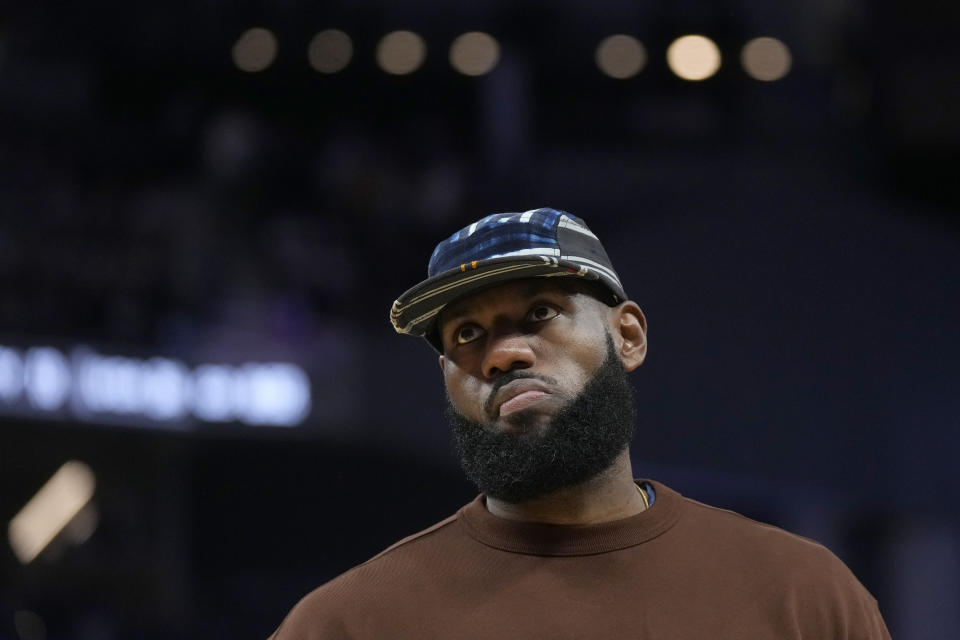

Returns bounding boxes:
[308,29,353,73]
[595,34,647,79]
[8,461,96,564]
[232,27,278,73]
[666,35,721,81]
[741,37,792,82]
[449,31,500,76]
[376,30,426,75]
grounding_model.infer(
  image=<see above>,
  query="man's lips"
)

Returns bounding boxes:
[490,380,552,418]
[499,390,548,417]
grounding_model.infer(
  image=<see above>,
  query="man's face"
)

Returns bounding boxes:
[438,279,641,502]
[438,279,614,432]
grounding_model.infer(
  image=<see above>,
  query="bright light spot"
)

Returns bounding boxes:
[666,35,721,81]
[141,358,192,420]
[8,461,96,564]
[376,30,426,75]
[236,363,311,426]
[308,29,353,73]
[106,357,138,412]
[449,32,500,76]
[75,350,191,420]
[0,347,23,402]
[192,365,235,422]
[24,347,70,411]
[192,363,311,426]
[741,37,792,82]
[13,610,47,640]
[232,27,278,73]
[595,34,647,79]
[75,353,138,414]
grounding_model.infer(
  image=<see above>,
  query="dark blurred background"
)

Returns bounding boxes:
[1,1,958,638]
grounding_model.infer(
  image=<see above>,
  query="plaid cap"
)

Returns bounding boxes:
[390,208,627,351]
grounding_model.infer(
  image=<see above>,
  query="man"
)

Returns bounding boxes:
[269,208,890,639]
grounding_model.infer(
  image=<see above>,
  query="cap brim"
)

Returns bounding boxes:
[390,255,621,352]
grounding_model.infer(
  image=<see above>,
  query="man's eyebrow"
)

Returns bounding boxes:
[440,282,571,327]
[440,304,473,327]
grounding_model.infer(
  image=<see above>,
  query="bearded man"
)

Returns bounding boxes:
[268,208,889,639]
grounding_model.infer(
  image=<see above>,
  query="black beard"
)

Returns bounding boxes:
[446,334,637,504]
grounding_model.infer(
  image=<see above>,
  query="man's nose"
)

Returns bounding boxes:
[481,332,535,379]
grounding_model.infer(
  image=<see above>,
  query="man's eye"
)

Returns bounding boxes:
[528,305,558,322]
[455,324,483,345]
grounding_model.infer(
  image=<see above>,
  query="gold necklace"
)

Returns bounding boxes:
[636,484,650,510]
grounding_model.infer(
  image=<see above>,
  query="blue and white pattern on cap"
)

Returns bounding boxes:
[429,208,565,275]
[391,208,627,351]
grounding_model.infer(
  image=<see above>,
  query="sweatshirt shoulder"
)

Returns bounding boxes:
[679,496,878,597]
[267,513,463,640]
[361,512,460,565]
[682,496,840,557]
[677,496,888,636]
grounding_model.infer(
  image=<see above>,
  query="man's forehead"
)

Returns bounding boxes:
[440,277,591,324]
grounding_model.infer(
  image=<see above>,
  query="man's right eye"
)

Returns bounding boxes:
[455,324,483,345]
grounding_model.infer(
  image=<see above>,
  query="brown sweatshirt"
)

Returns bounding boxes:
[269,481,890,639]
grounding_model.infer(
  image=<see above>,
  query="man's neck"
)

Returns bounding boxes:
[483,450,646,525]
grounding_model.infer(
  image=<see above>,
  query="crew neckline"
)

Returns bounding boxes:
[457,480,682,556]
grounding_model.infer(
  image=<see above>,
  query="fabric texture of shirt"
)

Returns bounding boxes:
[268,480,890,639]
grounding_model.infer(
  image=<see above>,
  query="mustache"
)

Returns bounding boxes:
[482,371,559,418]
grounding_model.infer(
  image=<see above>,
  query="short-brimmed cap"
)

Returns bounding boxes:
[390,208,628,351]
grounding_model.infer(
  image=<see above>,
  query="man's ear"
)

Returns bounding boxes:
[611,301,647,372]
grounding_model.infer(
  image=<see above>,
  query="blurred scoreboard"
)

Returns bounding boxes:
[0,342,311,430]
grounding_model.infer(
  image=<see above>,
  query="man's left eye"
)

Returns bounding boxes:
[527,305,558,322]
